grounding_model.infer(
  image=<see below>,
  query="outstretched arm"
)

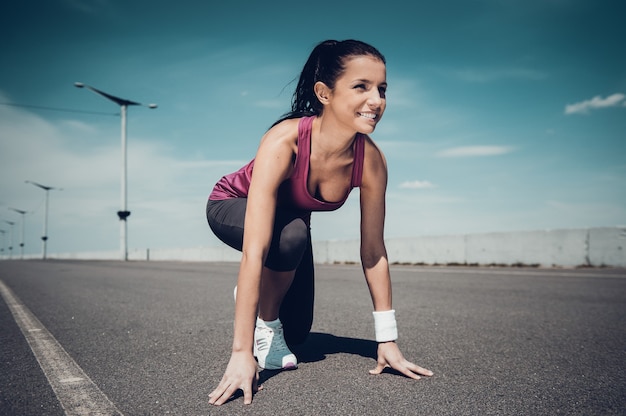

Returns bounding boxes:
[359,138,433,379]
[209,119,299,406]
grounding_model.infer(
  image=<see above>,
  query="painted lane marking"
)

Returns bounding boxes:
[0,279,124,416]
[60,377,86,383]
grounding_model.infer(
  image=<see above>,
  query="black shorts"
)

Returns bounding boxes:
[206,198,315,345]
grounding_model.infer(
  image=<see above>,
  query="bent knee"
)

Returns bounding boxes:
[266,218,309,271]
[281,218,308,255]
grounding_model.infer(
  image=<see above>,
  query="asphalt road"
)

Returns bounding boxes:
[1,260,624,415]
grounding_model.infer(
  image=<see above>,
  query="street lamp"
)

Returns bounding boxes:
[0,229,5,258]
[74,82,157,261]
[25,181,60,260]
[3,220,14,259]
[9,208,27,259]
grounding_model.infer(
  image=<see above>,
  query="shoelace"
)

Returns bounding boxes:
[269,326,291,353]
[257,325,290,353]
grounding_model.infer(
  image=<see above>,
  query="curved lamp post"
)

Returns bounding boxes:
[74,82,157,261]
[9,208,27,259]
[26,181,60,260]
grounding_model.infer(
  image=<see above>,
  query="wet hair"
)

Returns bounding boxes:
[272,39,386,127]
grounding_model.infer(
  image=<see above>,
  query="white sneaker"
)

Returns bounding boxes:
[233,287,298,370]
[253,317,298,370]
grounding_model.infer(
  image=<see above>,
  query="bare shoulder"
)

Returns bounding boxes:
[362,134,388,172]
[252,118,300,181]
[259,118,300,150]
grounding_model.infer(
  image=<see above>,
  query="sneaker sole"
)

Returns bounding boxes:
[257,360,298,371]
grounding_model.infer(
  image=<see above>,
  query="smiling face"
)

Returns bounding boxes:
[316,55,387,134]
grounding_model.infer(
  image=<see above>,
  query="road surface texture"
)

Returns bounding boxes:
[1,260,624,415]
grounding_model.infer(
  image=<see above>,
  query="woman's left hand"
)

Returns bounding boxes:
[369,341,433,379]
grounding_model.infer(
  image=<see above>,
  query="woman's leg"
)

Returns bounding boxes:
[207,198,312,368]
[280,236,315,347]
[207,198,308,270]
[207,198,311,324]
[258,268,295,321]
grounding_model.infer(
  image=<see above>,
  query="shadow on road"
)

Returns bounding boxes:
[291,332,377,363]
[257,332,377,386]
[223,332,378,403]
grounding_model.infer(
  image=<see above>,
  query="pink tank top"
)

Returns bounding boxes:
[209,116,365,213]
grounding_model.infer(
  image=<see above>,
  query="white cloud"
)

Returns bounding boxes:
[399,180,436,189]
[564,93,625,115]
[437,146,515,157]
[0,99,240,253]
[254,99,286,109]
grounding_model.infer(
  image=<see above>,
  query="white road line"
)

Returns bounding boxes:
[0,279,124,416]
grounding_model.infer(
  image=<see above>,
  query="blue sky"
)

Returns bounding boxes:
[1,0,625,256]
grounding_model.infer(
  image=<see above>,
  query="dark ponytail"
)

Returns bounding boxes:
[272,39,385,127]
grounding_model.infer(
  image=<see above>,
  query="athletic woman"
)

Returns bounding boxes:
[207,39,433,406]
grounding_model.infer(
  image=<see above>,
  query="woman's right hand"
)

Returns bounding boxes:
[208,350,261,406]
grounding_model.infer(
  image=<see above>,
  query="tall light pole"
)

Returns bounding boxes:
[0,229,6,258]
[3,221,14,259]
[9,208,27,259]
[74,82,157,261]
[26,181,60,260]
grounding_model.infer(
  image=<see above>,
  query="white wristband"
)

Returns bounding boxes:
[373,309,398,342]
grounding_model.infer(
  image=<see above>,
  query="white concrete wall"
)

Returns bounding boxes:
[129,246,241,263]
[464,229,589,267]
[5,227,625,268]
[316,227,625,267]
[18,250,120,261]
[588,227,626,267]
[385,235,467,265]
